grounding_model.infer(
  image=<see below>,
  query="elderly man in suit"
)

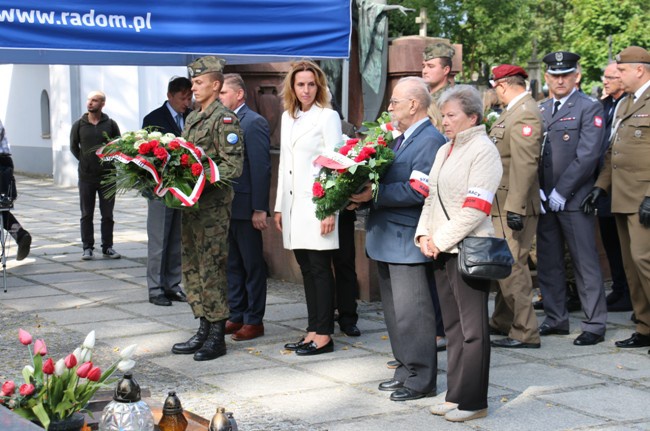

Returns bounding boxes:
[537,51,607,346]
[350,76,446,401]
[142,76,192,306]
[582,46,650,352]
[487,64,543,349]
[219,73,272,341]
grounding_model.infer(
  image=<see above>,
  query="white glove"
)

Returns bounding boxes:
[548,189,566,212]
[539,189,547,215]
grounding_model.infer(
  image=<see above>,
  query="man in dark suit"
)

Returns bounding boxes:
[142,76,192,306]
[537,51,607,346]
[350,76,446,401]
[595,62,631,312]
[219,73,271,341]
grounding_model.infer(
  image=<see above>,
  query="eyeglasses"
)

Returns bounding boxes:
[388,98,413,106]
[602,75,619,81]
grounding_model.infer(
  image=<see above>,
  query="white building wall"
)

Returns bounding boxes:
[0,64,187,186]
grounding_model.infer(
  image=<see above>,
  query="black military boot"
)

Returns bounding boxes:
[171,317,210,354]
[193,319,227,361]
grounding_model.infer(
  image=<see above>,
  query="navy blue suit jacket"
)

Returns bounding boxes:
[142,101,189,135]
[366,120,446,264]
[231,104,271,220]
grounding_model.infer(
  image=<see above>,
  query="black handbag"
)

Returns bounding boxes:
[436,184,514,280]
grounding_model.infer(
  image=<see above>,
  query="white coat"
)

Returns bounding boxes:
[274,105,341,250]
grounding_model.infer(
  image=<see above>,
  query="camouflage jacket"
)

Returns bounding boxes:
[183,99,244,184]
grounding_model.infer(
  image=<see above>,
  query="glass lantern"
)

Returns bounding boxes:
[98,373,155,431]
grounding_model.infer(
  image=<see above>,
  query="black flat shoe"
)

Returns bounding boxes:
[491,337,540,348]
[295,339,334,356]
[614,332,650,348]
[378,379,404,391]
[573,331,604,346]
[341,324,361,337]
[149,295,172,306]
[283,338,306,351]
[166,291,188,302]
[538,323,569,336]
[389,387,435,401]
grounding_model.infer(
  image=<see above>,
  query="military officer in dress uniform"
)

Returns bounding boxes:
[582,46,650,353]
[486,65,543,349]
[537,51,608,346]
[170,56,244,361]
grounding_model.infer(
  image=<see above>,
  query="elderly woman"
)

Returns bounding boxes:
[273,60,341,356]
[415,85,502,422]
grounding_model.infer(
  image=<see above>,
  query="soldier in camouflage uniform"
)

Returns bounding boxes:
[171,56,244,361]
[422,41,455,128]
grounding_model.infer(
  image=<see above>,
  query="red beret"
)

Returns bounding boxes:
[492,64,528,80]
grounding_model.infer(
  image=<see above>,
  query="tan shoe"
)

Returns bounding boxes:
[224,320,243,335]
[444,408,487,422]
[429,402,458,416]
[231,324,264,341]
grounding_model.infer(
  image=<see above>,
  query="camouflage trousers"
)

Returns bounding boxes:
[181,188,233,323]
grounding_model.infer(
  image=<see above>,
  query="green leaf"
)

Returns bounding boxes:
[32,402,50,430]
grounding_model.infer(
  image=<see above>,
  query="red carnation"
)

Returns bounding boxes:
[354,146,376,162]
[153,146,168,162]
[149,139,160,148]
[180,154,190,167]
[191,163,203,176]
[312,181,325,198]
[346,138,360,146]
[168,140,181,150]
[2,381,16,396]
[377,136,386,146]
[138,143,152,155]
[339,144,354,156]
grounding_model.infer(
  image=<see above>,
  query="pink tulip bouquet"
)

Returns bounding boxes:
[0,329,137,430]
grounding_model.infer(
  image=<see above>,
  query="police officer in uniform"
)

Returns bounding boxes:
[537,51,608,346]
[486,65,543,349]
[582,46,650,352]
[171,56,244,361]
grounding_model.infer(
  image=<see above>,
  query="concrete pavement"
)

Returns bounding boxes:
[2,174,650,431]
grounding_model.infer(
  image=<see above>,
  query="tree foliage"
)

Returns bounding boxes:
[385,0,649,88]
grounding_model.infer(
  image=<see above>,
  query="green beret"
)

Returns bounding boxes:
[187,56,226,78]
[423,42,455,61]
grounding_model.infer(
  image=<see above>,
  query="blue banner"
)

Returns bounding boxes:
[0,0,351,65]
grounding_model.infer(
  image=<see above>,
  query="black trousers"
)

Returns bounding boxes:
[0,154,23,242]
[78,179,115,250]
[294,249,335,335]
[332,209,359,327]
[598,215,629,294]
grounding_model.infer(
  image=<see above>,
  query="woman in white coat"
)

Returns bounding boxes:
[273,60,342,356]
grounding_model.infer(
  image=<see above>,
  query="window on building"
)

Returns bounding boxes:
[41,90,51,139]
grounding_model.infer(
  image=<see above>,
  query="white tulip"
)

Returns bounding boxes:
[23,365,34,375]
[83,330,96,349]
[73,347,82,362]
[54,359,66,376]
[80,347,92,362]
[117,359,136,372]
[119,344,138,360]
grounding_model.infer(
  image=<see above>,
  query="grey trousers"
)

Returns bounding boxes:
[146,199,182,297]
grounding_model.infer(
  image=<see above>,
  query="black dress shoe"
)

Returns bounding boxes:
[538,323,569,336]
[295,339,334,356]
[386,360,400,369]
[631,313,638,323]
[606,290,623,305]
[340,324,361,337]
[491,337,540,349]
[283,338,306,351]
[614,332,650,348]
[573,331,604,346]
[149,295,172,306]
[488,326,508,336]
[533,300,544,310]
[378,379,404,391]
[166,291,188,302]
[389,387,434,401]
